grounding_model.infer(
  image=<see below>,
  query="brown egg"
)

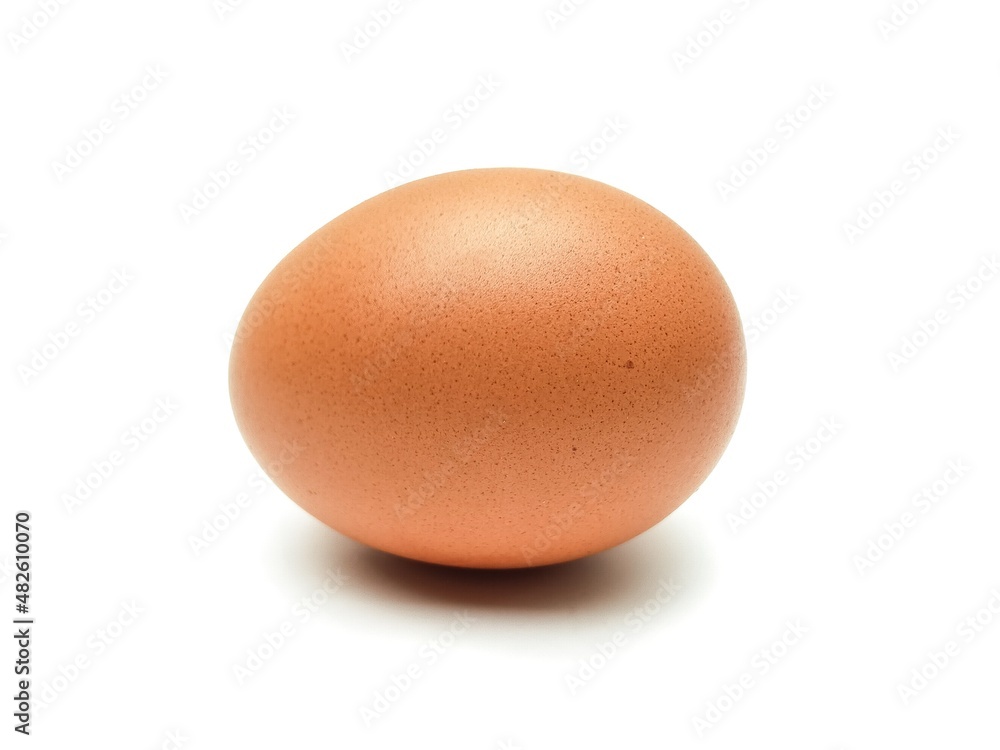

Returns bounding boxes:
[229,168,745,568]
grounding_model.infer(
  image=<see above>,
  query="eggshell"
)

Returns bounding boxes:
[229,168,745,568]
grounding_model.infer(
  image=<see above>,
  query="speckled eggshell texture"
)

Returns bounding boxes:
[229,168,745,568]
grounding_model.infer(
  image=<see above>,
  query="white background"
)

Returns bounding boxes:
[2,0,999,747]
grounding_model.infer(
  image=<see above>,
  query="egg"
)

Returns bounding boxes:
[229,168,745,568]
